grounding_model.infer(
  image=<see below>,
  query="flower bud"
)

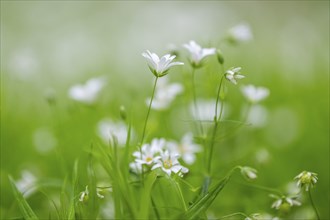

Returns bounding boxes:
[240,166,257,180]
[119,105,127,121]
[216,49,225,64]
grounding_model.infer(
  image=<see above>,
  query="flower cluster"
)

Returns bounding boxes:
[131,136,200,177]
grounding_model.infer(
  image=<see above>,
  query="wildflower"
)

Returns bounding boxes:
[68,77,106,104]
[270,194,301,210]
[16,170,37,198]
[132,138,165,166]
[240,166,258,180]
[152,150,189,176]
[97,119,131,146]
[142,50,184,77]
[227,23,253,44]
[79,186,89,202]
[146,78,183,110]
[225,67,245,85]
[79,186,105,202]
[190,99,229,121]
[129,161,143,174]
[183,40,216,68]
[294,171,318,191]
[167,133,201,165]
[241,85,269,104]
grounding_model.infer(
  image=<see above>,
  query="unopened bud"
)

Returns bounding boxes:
[119,105,127,121]
[217,49,224,64]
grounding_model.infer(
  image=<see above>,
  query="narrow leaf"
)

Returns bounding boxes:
[8,175,39,220]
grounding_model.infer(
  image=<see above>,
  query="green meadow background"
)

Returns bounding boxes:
[1,1,329,219]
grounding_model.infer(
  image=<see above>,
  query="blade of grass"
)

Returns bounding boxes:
[138,172,157,219]
[67,160,79,220]
[8,176,39,220]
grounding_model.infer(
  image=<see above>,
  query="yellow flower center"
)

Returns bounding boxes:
[163,159,172,169]
[146,157,153,163]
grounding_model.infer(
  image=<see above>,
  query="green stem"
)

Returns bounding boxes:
[207,75,225,174]
[191,68,204,136]
[218,212,248,219]
[238,182,283,196]
[308,190,320,220]
[141,76,158,144]
[140,76,158,183]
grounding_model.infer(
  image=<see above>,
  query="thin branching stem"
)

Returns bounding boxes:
[140,76,159,182]
[308,190,320,220]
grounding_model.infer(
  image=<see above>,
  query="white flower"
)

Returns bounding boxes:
[240,166,258,180]
[16,170,37,198]
[167,133,201,165]
[245,104,269,128]
[225,67,245,85]
[97,119,130,147]
[146,78,183,110]
[142,50,184,77]
[270,194,301,210]
[294,171,318,191]
[241,85,269,103]
[152,150,189,176]
[79,186,89,202]
[227,23,253,43]
[68,77,106,104]
[183,40,216,67]
[132,138,165,166]
[190,99,229,121]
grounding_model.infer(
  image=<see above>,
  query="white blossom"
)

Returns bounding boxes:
[225,67,245,85]
[183,40,216,67]
[146,78,183,110]
[241,85,269,103]
[228,23,253,43]
[132,138,165,166]
[97,119,130,147]
[68,77,106,104]
[270,194,301,210]
[142,50,183,77]
[167,133,201,165]
[152,150,189,176]
[294,171,318,191]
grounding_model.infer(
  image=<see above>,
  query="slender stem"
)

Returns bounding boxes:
[207,75,225,174]
[217,212,248,219]
[140,76,158,183]
[308,190,320,220]
[141,76,158,144]
[191,68,204,136]
[238,182,284,196]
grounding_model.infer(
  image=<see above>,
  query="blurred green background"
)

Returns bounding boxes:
[1,1,329,219]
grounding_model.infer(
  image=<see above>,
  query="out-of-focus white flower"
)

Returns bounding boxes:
[33,128,57,155]
[246,105,269,128]
[241,85,269,103]
[132,138,165,166]
[167,133,201,165]
[152,150,189,176]
[16,170,37,198]
[68,77,106,104]
[183,40,216,68]
[225,67,245,85]
[142,50,184,77]
[227,23,253,43]
[146,78,183,110]
[294,171,318,191]
[270,194,301,210]
[255,148,270,164]
[129,161,143,174]
[97,119,130,147]
[240,166,258,180]
[190,99,229,121]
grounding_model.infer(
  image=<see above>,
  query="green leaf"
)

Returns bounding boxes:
[138,172,157,219]
[67,160,79,220]
[8,175,39,220]
[180,176,230,220]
